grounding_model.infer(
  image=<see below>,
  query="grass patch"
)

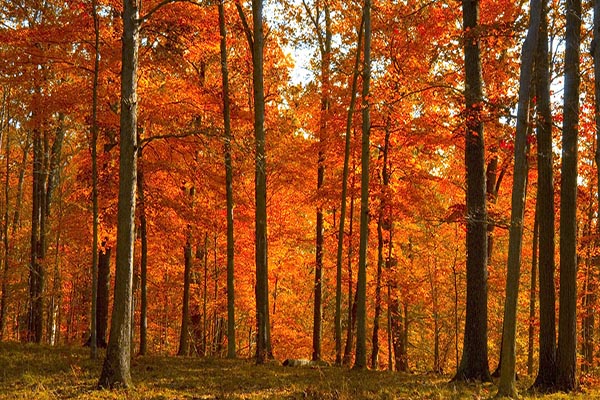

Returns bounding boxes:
[0,343,598,399]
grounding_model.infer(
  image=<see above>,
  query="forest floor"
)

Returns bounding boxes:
[1,343,599,399]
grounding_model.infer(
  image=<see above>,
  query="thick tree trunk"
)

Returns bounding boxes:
[496,0,540,395]
[98,0,139,388]
[353,0,372,370]
[218,0,236,360]
[556,0,581,392]
[532,0,556,390]
[454,0,490,382]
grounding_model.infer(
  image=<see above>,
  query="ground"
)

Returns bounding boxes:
[0,343,598,399]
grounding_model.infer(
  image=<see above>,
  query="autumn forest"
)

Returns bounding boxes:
[0,0,598,397]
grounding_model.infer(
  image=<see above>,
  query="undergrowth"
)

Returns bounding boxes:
[0,342,598,399]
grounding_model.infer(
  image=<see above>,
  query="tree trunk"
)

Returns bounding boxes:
[178,238,192,356]
[371,215,384,369]
[0,90,9,341]
[528,207,538,376]
[335,11,363,367]
[90,0,101,359]
[556,0,581,392]
[353,0,372,370]
[453,0,490,382]
[496,1,541,395]
[137,145,148,356]
[342,188,356,366]
[218,0,236,360]
[98,0,139,387]
[251,0,270,364]
[532,0,556,390]
[96,246,110,348]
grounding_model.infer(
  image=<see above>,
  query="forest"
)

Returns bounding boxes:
[0,0,599,397]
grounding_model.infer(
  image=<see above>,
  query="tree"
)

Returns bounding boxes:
[335,14,363,366]
[453,0,490,382]
[556,0,581,391]
[218,0,236,360]
[353,0,371,370]
[496,0,541,396]
[251,0,270,364]
[98,0,140,388]
[532,0,556,390]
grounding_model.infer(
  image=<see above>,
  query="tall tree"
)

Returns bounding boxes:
[334,14,363,366]
[532,0,556,390]
[302,0,332,363]
[89,0,101,360]
[496,0,541,396]
[251,0,270,364]
[218,0,236,360]
[98,0,140,388]
[353,0,371,370]
[453,0,490,382]
[556,0,581,391]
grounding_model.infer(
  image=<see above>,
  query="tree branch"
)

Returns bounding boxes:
[235,1,254,51]
[138,0,210,25]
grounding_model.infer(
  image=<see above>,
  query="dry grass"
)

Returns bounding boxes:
[1,343,599,399]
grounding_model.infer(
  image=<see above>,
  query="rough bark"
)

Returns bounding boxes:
[527,208,538,376]
[353,0,371,370]
[532,0,556,390]
[453,0,490,382]
[137,145,148,356]
[496,0,541,395]
[98,0,139,387]
[556,0,581,392]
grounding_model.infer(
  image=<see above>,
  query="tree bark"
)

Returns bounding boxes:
[353,0,372,370]
[137,145,148,356]
[556,0,581,392]
[532,0,556,390]
[496,0,541,395]
[453,0,490,382]
[96,246,110,348]
[0,89,9,340]
[98,0,139,388]
[335,14,363,366]
[178,237,192,356]
[218,0,236,360]
[90,0,101,359]
[251,0,270,364]
[527,207,538,376]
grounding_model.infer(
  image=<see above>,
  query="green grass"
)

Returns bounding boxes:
[0,343,598,399]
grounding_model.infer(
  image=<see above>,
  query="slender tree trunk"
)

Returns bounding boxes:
[90,0,101,359]
[528,207,539,376]
[0,90,9,341]
[556,0,581,392]
[371,215,384,369]
[178,237,192,356]
[496,0,541,396]
[12,133,31,235]
[453,0,490,382]
[218,0,236,360]
[98,0,139,387]
[342,187,356,365]
[353,0,372,370]
[250,0,270,364]
[335,13,363,368]
[532,0,556,390]
[97,246,110,348]
[137,145,148,356]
